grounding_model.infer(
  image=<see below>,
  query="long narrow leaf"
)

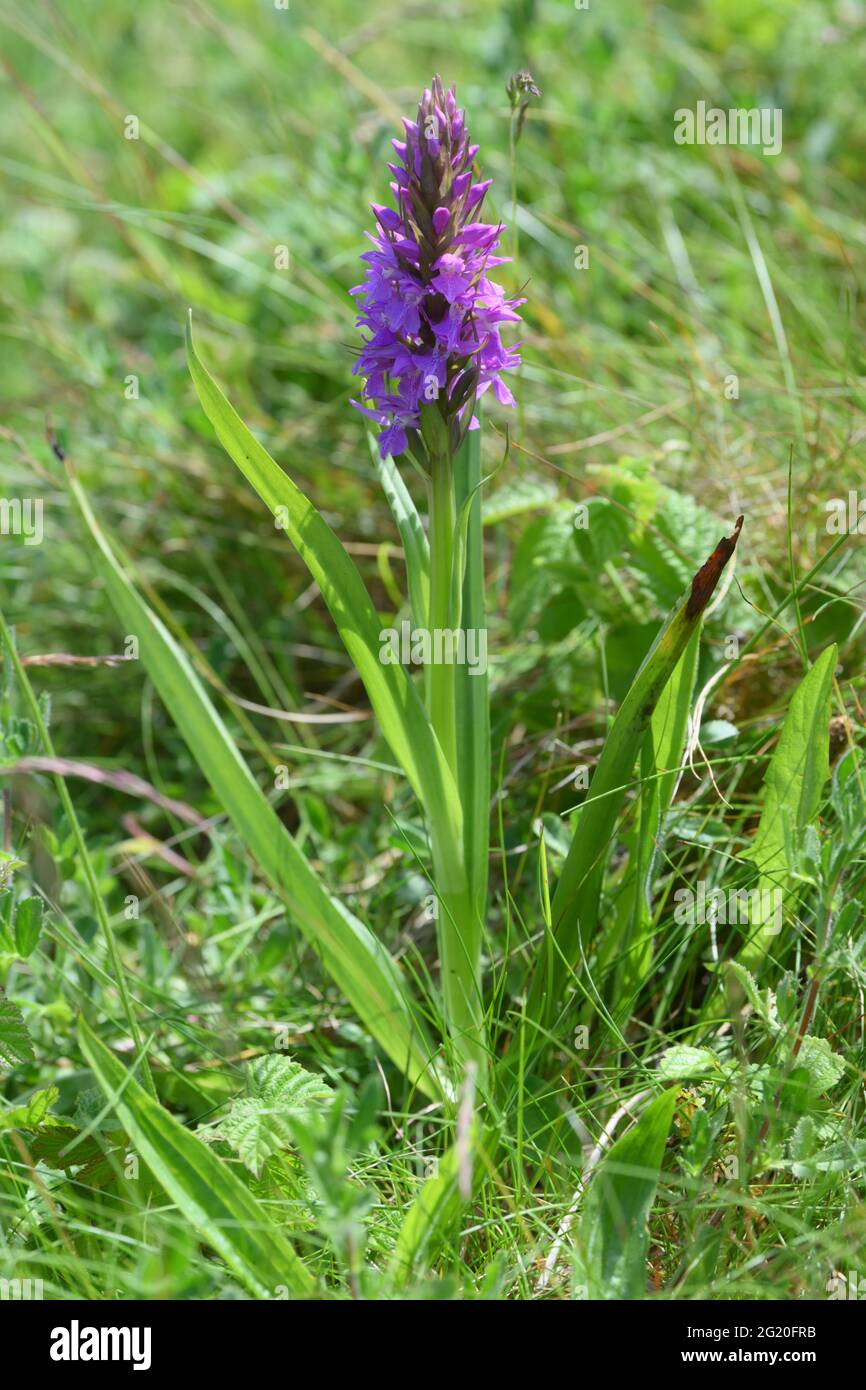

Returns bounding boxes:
[610,626,702,1001]
[390,1144,464,1287]
[372,436,430,635]
[68,472,444,1101]
[186,316,462,843]
[390,1123,491,1287]
[576,1087,678,1299]
[740,642,836,967]
[78,1016,312,1298]
[454,423,490,926]
[530,517,743,1018]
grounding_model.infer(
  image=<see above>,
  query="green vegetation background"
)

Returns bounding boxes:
[1,0,865,1300]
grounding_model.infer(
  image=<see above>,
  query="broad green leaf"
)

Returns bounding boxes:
[530,518,743,1019]
[0,1085,61,1132]
[78,1017,311,1297]
[14,896,44,958]
[0,993,34,1066]
[454,423,490,926]
[611,626,702,1001]
[576,1087,678,1299]
[68,474,444,1101]
[203,1055,333,1176]
[796,1036,845,1095]
[657,1045,720,1081]
[741,643,836,964]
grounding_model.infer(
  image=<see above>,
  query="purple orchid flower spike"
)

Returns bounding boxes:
[351,76,523,463]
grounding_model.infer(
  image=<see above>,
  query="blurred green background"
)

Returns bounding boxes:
[1,0,864,869]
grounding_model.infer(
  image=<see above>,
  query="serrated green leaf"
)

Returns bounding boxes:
[796,1036,845,1095]
[0,994,34,1067]
[206,1056,333,1176]
[28,1123,97,1169]
[248,1054,331,1107]
[0,1085,60,1132]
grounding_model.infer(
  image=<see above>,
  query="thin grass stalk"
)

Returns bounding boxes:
[0,608,157,1098]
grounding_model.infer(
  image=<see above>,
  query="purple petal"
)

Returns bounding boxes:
[466,179,492,210]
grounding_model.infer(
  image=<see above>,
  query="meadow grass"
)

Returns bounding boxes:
[1,0,865,1300]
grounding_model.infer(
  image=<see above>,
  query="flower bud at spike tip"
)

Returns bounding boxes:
[350,76,523,462]
[507,70,542,144]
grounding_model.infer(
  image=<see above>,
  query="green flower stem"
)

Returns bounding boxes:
[425,446,487,1076]
[433,861,486,1077]
[427,450,458,774]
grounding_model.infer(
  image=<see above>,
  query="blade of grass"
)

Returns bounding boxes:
[78,1016,312,1297]
[372,435,430,636]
